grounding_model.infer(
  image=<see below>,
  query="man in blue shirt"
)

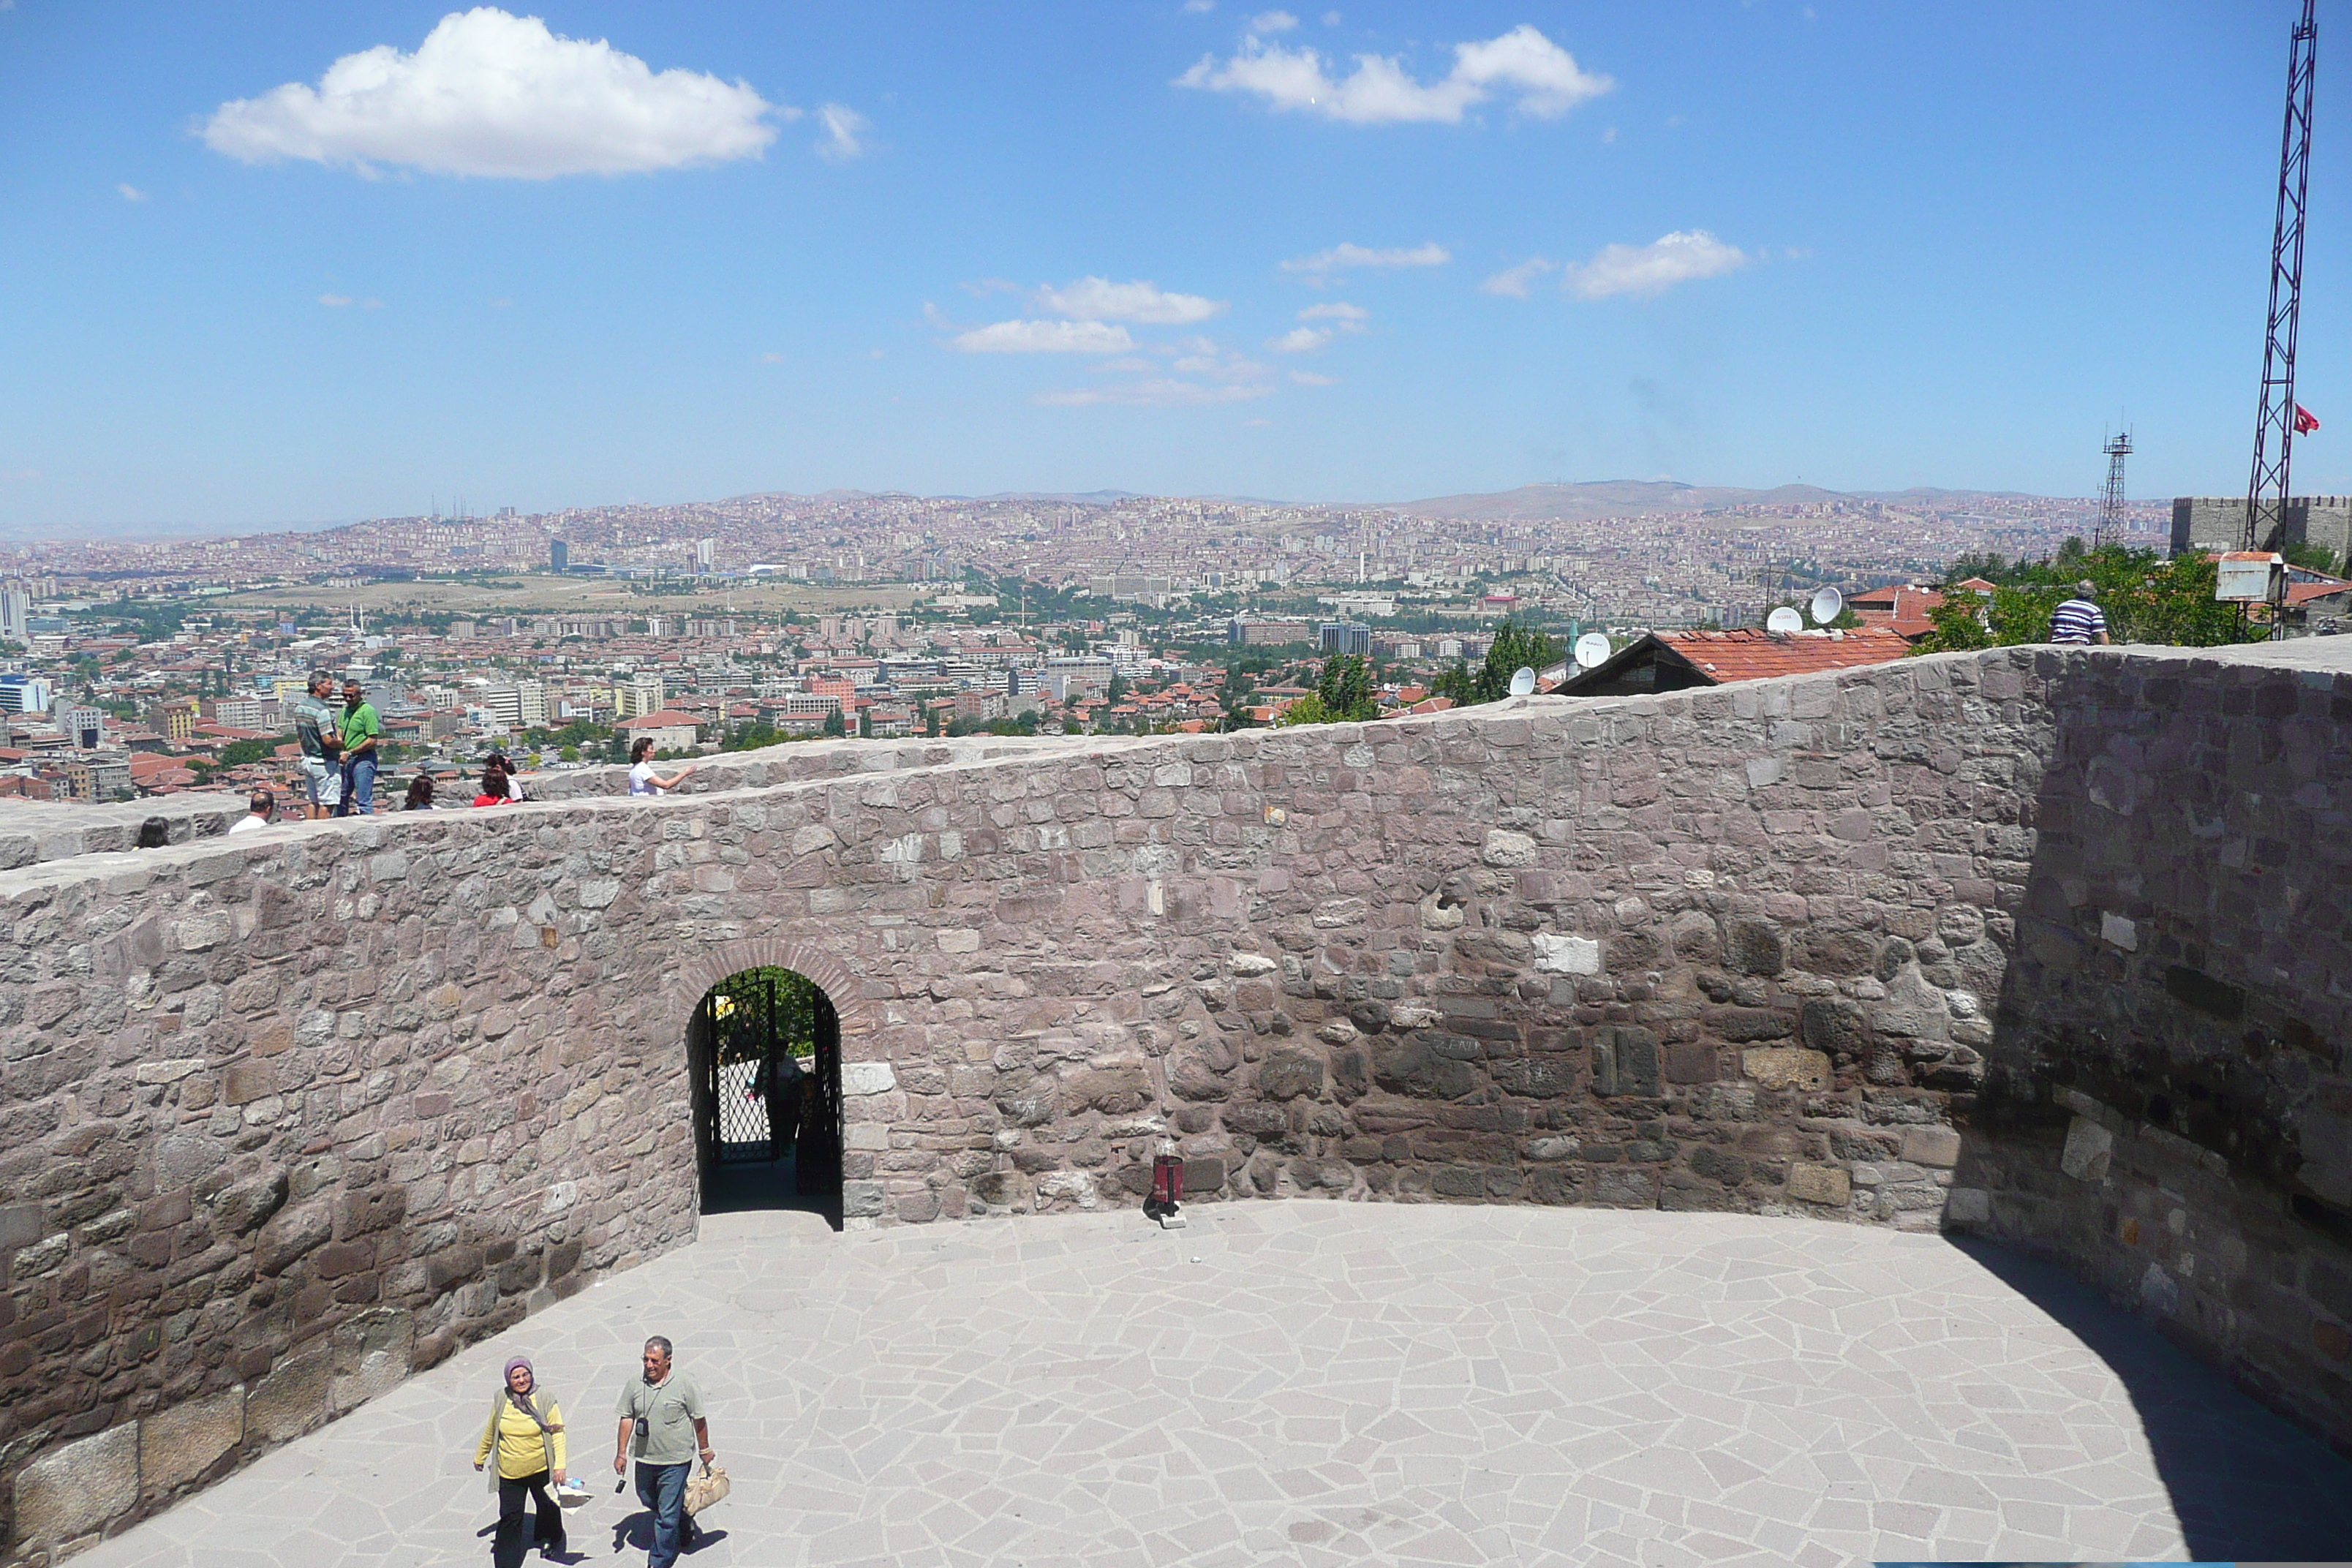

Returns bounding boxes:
[2048,581,2110,645]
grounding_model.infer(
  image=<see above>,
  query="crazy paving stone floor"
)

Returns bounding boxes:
[75,1202,2352,1568]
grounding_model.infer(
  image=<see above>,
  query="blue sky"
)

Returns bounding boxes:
[0,1,2345,532]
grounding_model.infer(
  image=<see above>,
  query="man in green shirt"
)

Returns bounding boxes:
[337,678,381,816]
[612,1336,714,1567]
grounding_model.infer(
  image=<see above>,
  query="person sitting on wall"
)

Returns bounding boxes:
[474,764,515,807]
[486,750,527,802]
[627,737,694,797]
[228,788,274,832]
[405,774,438,810]
[2048,580,2111,645]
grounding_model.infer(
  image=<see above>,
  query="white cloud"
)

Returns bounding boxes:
[1480,257,1555,298]
[1034,276,1225,324]
[1183,0,1215,11]
[1249,10,1300,32]
[761,352,787,363]
[202,7,782,178]
[116,183,147,202]
[949,320,1137,353]
[1280,241,1449,279]
[317,293,353,306]
[1322,9,1341,23]
[1038,379,1273,407]
[1289,370,1336,385]
[815,103,869,162]
[1269,301,1366,353]
[1176,23,1609,125]
[1561,230,1749,299]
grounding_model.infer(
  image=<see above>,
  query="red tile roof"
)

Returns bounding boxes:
[1850,586,1945,639]
[1658,626,1915,682]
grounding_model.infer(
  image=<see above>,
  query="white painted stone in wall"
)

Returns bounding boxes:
[843,1062,897,1096]
[1531,934,1600,975]
[2061,1116,2114,1181]
[2100,912,2138,951]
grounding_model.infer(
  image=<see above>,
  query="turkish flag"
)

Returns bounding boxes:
[2295,404,2321,434]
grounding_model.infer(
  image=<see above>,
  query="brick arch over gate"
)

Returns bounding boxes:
[667,936,872,1058]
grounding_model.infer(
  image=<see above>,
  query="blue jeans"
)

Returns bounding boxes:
[339,755,377,815]
[635,1460,693,1567]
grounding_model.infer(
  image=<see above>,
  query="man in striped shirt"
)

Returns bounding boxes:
[2048,581,2110,645]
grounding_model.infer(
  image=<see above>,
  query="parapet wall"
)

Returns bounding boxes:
[1,639,2348,1558]
[1948,636,2352,1447]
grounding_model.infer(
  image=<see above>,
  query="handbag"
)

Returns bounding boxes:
[684,1460,731,1516]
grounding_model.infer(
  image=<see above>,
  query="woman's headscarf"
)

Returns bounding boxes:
[502,1356,544,1420]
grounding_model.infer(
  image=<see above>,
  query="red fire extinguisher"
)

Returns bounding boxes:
[1146,1141,1186,1227]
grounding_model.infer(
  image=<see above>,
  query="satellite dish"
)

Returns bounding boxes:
[1507,666,1537,698]
[1766,606,1804,633]
[1573,631,1612,670]
[1809,586,1844,625]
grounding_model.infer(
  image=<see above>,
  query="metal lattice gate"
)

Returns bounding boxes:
[695,970,840,1196]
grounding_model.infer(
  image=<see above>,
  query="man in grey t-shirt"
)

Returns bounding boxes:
[612,1336,713,1567]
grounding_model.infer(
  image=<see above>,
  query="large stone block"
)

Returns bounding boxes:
[1531,934,1599,975]
[1592,1029,1659,1098]
[1742,1047,1830,1093]
[2059,1116,2113,1182]
[14,1425,139,1546]
[246,1343,338,1443]
[1786,1163,1851,1206]
[1255,1049,1325,1101]
[140,1386,245,1496]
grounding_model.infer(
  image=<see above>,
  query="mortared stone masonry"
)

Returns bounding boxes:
[1,638,2350,1560]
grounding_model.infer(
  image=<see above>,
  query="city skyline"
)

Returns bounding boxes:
[1,2,2344,532]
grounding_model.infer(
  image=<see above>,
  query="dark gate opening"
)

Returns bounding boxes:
[687,967,842,1225]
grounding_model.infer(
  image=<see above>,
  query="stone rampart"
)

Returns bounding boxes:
[1947,636,2352,1447]
[2,640,2348,1556]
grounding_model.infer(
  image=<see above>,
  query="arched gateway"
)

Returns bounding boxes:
[685,966,843,1214]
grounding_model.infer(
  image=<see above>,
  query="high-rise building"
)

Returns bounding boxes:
[696,538,716,573]
[613,673,666,718]
[0,584,29,642]
[59,706,105,749]
[549,539,569,573]
[479,680,546,730]
[1318,622,1373,658]
[0,674,51,714]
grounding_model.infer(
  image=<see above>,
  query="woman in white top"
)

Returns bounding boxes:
[627,737,695,796]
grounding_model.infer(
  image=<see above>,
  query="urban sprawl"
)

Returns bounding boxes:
[0,486,2146,804]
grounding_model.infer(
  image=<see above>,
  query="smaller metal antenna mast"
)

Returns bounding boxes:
[2246,0,2320,557]
[2095,429,2133,549]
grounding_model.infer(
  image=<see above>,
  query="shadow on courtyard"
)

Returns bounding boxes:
[1945,1236,2352,1558]
[698,1147,844,1230]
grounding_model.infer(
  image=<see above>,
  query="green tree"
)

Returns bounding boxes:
[1432,619,1562,708]
[1106,671,1128,706]
[216,737,279,767]
[1912,543,2258,654]
[822,709,847,737]
[723,721,782,752]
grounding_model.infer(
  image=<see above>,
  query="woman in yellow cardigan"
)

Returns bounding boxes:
[473,1355,568,1562]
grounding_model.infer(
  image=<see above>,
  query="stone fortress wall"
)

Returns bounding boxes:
[1951,638,2352,1449]
[1,639,2348,1559]
[2172,493,2352,558]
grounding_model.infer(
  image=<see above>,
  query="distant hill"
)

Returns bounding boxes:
[1386,480,2072,521]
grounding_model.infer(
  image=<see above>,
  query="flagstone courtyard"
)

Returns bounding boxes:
[61,1201,2352,1568]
